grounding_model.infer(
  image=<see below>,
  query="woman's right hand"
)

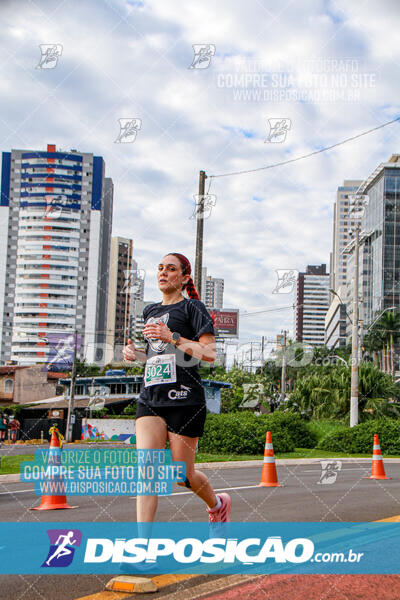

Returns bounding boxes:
[123,338,136,362]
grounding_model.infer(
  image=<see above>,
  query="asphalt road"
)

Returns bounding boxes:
[1,461,400,600]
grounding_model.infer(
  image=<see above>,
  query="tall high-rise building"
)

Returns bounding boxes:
[201,266,224,309]
[129,259,145,303]
[330,180,363,294]
[345,155,400,344]
[294,264,330,346]
[0,144,113,366]
[129,299,153,345]
[105,237,133,363]
[324,284,348,348]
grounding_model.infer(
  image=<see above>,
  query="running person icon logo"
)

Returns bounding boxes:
[42,529,82,568]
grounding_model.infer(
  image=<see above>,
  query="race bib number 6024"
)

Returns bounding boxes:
[144,354,177,387]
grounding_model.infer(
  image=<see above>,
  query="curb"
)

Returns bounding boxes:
[198,457,400,469]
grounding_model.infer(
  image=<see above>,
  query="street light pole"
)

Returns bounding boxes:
[261,335,265,375]
[66,330,78,443]
[281,330,287,396]
[194,170,206,299]
[350,226,360,428]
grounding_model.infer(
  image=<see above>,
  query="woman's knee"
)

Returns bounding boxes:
[176,469,197,488]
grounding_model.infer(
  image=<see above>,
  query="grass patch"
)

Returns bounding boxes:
[0,454,34,475]
[196,453,264,463]
[197,448,377,462]
[275,448,372,459]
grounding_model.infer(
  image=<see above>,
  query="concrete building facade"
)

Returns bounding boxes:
[105,237,133,363]
[329,180,363,295]
[295,264,330,346]
[201,267,224,309]
[0,144,113,367]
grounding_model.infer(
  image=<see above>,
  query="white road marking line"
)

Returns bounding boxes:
[0,488,35,495]
[0,484,261,498]
[301,468,368,472]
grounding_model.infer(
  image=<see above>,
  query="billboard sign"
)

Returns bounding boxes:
[209,309,239,338]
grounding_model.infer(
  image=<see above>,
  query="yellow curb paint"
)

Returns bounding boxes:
[73,592,131,599]
[151,574,200,588]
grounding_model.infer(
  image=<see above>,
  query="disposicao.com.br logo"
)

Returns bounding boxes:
[83,535,314,565]
[2,522,388,575]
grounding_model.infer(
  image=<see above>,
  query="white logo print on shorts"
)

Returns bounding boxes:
[145,313,170,352]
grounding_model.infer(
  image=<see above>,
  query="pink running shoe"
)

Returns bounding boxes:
[207,493,232,523]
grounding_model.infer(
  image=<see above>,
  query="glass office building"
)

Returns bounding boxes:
[360,156,400,327]
[345,156,400,366]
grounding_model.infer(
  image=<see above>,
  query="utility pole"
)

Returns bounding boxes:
[261,335,265,375]
[358,296,364,364]
[194,170,206,299]
[350,225,360,427]
[250,342,253,373]
[66,330,78,443]
[281,330,288,396]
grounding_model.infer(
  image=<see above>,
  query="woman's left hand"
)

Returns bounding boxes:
[142,319,173,343]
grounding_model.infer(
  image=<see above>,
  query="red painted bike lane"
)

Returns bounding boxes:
[200,575,400,600]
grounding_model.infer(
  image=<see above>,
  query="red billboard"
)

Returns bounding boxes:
[209,309,239,337]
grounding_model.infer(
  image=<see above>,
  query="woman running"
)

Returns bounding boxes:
[123,252,231,524]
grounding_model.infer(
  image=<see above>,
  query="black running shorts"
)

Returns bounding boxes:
[136,402,207,438]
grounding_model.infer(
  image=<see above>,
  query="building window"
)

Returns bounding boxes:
[4,379,13,393]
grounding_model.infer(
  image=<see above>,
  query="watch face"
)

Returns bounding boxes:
[172,332,180,342]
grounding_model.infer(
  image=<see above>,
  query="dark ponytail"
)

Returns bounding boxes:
[184,276,200,300]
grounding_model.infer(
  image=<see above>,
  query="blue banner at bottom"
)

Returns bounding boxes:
[1,522,399,574]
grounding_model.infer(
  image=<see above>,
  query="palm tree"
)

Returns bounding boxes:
[363,326,385,370]
[287,362,399,420]
[374,311,400,377]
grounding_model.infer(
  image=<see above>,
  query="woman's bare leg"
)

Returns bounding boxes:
[168,431,218,509]
[135,416,167,522]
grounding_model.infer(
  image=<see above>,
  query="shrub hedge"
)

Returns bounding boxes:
[198,412,317,455]
[317,418,400,454]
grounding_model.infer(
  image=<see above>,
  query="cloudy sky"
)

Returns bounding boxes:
[1,0,400,362]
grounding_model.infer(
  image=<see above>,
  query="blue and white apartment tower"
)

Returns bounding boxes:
[0,144,113,367]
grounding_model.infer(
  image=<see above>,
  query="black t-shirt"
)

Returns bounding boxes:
[138,298,215,406]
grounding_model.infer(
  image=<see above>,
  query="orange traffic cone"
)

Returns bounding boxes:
[259,431,283,487]
[31,429,78,510]
[365,434,391,480]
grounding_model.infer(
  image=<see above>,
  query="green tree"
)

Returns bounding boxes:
[73,357,101,377]
[286,362,399,421]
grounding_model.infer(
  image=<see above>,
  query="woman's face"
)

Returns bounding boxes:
[157,254,188,294]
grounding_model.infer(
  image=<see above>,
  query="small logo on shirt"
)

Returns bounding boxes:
[168,385,191,400]
[144,313,169,352]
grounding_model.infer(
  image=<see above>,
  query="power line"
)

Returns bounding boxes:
[209,116,400,179]
[240,303,301,316]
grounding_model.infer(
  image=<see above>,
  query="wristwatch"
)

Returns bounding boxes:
[171,332,181,347]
